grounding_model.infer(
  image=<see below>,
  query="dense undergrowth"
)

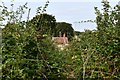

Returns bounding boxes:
[1,1,120,79]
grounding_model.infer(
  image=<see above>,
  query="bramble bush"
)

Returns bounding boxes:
[1,1,120,79]
[1,1,66,79]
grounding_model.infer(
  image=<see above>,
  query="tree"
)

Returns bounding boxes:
[28,13,56,37]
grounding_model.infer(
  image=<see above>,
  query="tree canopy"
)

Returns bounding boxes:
[28,13,56,36]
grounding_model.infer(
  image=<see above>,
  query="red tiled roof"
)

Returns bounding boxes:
[52,37,68,44]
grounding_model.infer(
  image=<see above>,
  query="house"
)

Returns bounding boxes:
[52,33,68,45]
[52,33,69,50]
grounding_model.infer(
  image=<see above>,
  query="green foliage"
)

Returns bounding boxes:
[0,2,28,24]
[1,1,120,80]
[28,13,56,36]
[94,1,120,78]
[60,1,120,79]
[1,2,65,79]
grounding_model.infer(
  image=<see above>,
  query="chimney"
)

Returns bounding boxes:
[59,32,61,37]
[63,33,66,37]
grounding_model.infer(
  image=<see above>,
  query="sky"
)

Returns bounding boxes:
[0,0,120,32]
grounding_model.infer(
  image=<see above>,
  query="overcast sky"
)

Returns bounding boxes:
[1,0,120,31]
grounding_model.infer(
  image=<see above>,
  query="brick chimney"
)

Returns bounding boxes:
[63,33,66,37]
[59,32,61,37]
